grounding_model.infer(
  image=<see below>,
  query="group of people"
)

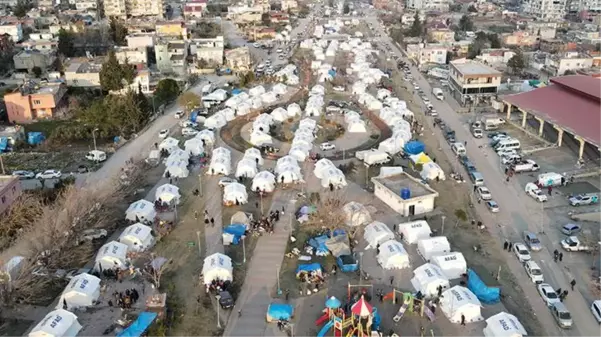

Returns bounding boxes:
[207,279,231,293]
[109,288,141,310]
[553,249,564,262]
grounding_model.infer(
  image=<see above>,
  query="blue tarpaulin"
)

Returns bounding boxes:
[337,255,358,272]
[467,269,500,304]
[231,88,242,95]
[404,141,425,155]
[27,132,45,145]
[267,303,293,321]
[308,235,329,255]
[190,110,199,123]
[296,263,322,275]
[0,138,8,151]
[224,224,247,245]
[117,312,157,337]
[332,229,346,237]
[328,69,336,77]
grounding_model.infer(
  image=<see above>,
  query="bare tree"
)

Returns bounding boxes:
[302,192,349,232]
[140,253,172,290]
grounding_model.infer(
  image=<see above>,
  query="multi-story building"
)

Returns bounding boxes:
[227,5,263,23]
[4,82,67,123]
[38,0,55,9]
[400,11,426,27]
[406,0,449,11]
[0,0,18,6]
[252,0,270,12]
[406,43,447,66]
[115,46,148,65]
[64,61,103,87]
[250,27,276,40]
[476,49,516,65]
[225,46,251,72]
[71,0,98,10]
[544,52,595,75]
[13,50,56,72]
[19,33,58,51]
[281,0,298,11]
[502,31,538,47]
[156,21,187,38]
[0,22,23,42]
[428,23,455,44]
[448,60,502,105]
[103,0,163,19]
[525,21,557,39]
[183,0,207,19]
[155,38,187,75]
[521,0,567,21]
[126,33,155,48]
[567,0,601,13]
[0,176,22,215]
[190,36,224,66]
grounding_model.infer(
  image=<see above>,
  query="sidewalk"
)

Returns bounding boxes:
[223,189,295,337]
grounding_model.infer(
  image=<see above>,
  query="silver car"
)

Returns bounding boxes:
[523,231,542,251]
[551,302,573,329]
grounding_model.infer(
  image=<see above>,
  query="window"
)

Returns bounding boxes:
[33,100,41,105]
[487,77,492,83]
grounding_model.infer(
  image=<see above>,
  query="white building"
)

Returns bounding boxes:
[449,59,502,105]
[104,0,163,18]
[476,49,516,65]
[0,23,23,42]
[126,33,156,48]
[115,46,148,65]
[72,0,98,10]
[155,39,188,75]
[191,36,225,66]
[371,172,439,217]
[544,52,594,75]
[521,0,567,21]
[567,0,601,12]
[406,43,447,66]
[406,0,450,11]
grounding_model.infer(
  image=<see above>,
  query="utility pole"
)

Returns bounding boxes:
[92,128,99,152]
[242,236,246,263]
[196,231,202,257]
[441,215,446,234]
[0,155,5,174]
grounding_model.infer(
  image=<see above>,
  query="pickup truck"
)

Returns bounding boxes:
[561,236,591,252]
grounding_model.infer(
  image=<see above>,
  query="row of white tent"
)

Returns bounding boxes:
[274,64,300,86]
[208,147,232,176]
[275,155,304,184]
[306,88,325,117]
[343,110,367,133]
[250,113,275,147]
[288,117,318,162]
[313,158,347,189]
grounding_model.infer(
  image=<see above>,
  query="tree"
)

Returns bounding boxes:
[458,15,474,32]
[177,92,201,113]
[109,17,128,46]
[449,3,462,12]
[134,84,152,116]
[343,3,350,14]
[445,51,457,64]
[261,12,271,26]
[12,0,30,18]
[238,71,255,87]
[507,50,526,74]
[408,12,423,37]
[51,57,65,74]
[487,33,501,48]
[154,78,180,105]
[31,66,42,78]
[197,58,209,69]
[467,5,478,12]
[99,51,134,91]
[390,27,404,44]
[57,29,75,57]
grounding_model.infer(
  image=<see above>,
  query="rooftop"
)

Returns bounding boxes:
[66,62,102,74]
[372,172,438,199]
[452,60,502,76]
[503,75,601,147]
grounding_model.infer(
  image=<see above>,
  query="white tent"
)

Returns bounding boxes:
[270,107,288,122]
[320,167,347,188]
[431,252,467,280]
[287,103,302,117]
[208,157,231,175]
[483,312,528,337]
[260,91,278,104]
[378,135,405,155]
[410,263,450,298]
[56,273,101,310]
[164,159,190,179]
[314,158,335,179]
[119,223,155,252]
[223,182,248,205]
[364,221,395,249]
[94,241,128,271]
[276,155,300,172]
[252,171,276,193]
[249,85,266,97]
[204,113,227,129]
[29,310,82,337]
[347,120,367,133]
[272,83,288,95]
[277,166,303,184]
[398,220,432,244]
[343,201,372,227]
[420,162,445,181]
[125,199,156,223]
[158,137,179,153]
[250,130,273,147]
[311,84,325,96]
[155,183,180,204]
[235,158,258,178]
[377,240,410,269]
[202,253,233,284]
[417,236,451,261]
[213,147,231,158]
[168,148,190,163]
[244,148,264,166]
[196,130,215,145]
[299,118,317,130]
[440,286,483,324]
[184,137,205,156]
[288,146,309,162]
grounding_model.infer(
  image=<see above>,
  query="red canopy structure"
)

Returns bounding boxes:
[351,295,373,317]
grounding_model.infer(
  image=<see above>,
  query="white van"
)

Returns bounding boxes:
[494,139,521,152]
[524,261,544,284]
[85,150,107,162]
[451,142,467,156]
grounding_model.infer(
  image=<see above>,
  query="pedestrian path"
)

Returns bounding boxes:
[223,189,295,337]
[202,175,225,255]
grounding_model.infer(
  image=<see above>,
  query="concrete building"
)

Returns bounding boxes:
[0,176,22,215]
[525,21,557,39]
[406,0,449,11]
[20,35,58,51]
[103,0,163,19]
[372,172,439,217]
[252,0,270,12]
[4,82,67,123]
[406,43,447,66]
[115,46,148,65]
[503,31,538,47]
[449,60,502,105]
[544,52,594,75]
[250,27,276,40]
[227,6,264,23]
[281,0,298,11]
[190,36,224,66]
[401,11,426,27]
[72,0,98,10]
[183,0,207,19]
[13,50,56,72]
[476,49,516,65]
[155,38,187,75]
[567,0,601,13]
[428,27,455,44]
[0,22,23,42]
[64,61,102,87]
[156,21,187,38]
[521,0,567,21]
[126,33,155,48]
[225,46,251,72]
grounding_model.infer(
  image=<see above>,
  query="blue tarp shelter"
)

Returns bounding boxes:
[308,235,329,255]
[27,132,45,145]
[231,88,242,95]
[336,254,358,273]
[404,141,425,155]
[117,312,158,337]
[331,229,346,237]
[223,224,247,245]
[266,303,293,321]
[467,269,500,304]
[296,263,322,276]
[0,138,8,152]
[328,69,336,77]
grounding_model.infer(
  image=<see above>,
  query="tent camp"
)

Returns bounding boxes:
[164,159,190,179]
[364,221,395,249]
[277,166,303,184]
[398,220,432,244]
[377,240,410,269]
[158,137,179,153]
[299,118,317,130]
[410,263,450,298]
[125,199,156,223]
[155,184,180,205]
[320,167,347,188]
[289,145,310,161]
[249,85,266,97]
[420,162,445,181]
[95,241,129,272]
[270,107,288,122]
[276,156,299,172]
[223,183,248,205]
[213,147,231,158]
[235,158,258,179]
[417,236,451,261]
[196,130,215,145]
[29,309,82,337]
[167,148,190,163]
[483,312,528,337]
[252,171,276,193]
[250,130,273,147]
[56,273,101,310]
[208,156,231,175]
[440,286,483,324]
[184,138,204,156]
[431,252,467,280]
[202,253,233,285]
[287,103,302,117]
[314,158,336,179]
[343,201,372,227]
[244,148,264,166]
[119,223,155,252]
[204,113,227,129]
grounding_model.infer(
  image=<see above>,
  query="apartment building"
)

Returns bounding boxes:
[567,0,601,13]
[227,5,263,23]
[71,0,98,10]
[103,0,163,19]
[428,23,455,44]
[521,0,567,21]
[544,52,595,75]
[406,0,449,11]
[503,31,538,47]
[13,50,56,72]
[65,61,103,87]
[156,21,187,38]
[525,21,557,39]
[115,46,148,65]
[448,60,502,105]
[476,49,516,65]
[406,43,447,66]
[252,0,270,12]
[155,38,187,75]
[4,82,67,123]
[401,11,426,27]
[281,0,298,11]
[0,22,23,42]
[190,36,224,66]
[183,0,207,19]
[0,176,22,215]
[126,33,155,48]
[225,46,251,72]
[20,33,58,51]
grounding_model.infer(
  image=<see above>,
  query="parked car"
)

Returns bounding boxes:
[523,231,542,251]
[182,128,199,136]
[560,223,581,235]
[525,183,548,202]
[159,129,169,138]
[36,170,62,179]
[486,200,500,213]
[12,170,35,179]
[333,86,345,92]
[477,186,492,201]
[525,261,544,284]
[174,110,184,119]
[78,229,108,244]
[218,291,234,309]
[550,302,573,329]
[218,177,237,187]
[501,153,522,165]
[591,300,601,323]
[568,193,599,206]
[538,283,560,305]
[513,243,531,262]
[488,131,508,139]
[320,142,336,151]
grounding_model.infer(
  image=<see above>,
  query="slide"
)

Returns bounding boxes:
[346,327,357,337]
[315,313,330,326]
[383,291,394,302]
[317,320,334,337]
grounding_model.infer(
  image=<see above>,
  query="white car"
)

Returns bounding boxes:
[218,177,237,187]
[537,283,561,306]
[591,300,601,323]
[486,200,500,213]
[159,129,169,138]
[174,110,184,119]
[421,96,430,103]
[320,142,336,151]
[477,186,492,201]
[497,149,518,157]
[182,128,199,136]
[78,229,108,244]
[492,134,511,142]
[252,42,260,48]
[525,183,548,202]
[276,48,283,53]
[12,170,35,179]
[512,243,531,262]
[36,170,62,179]
[180,120,197,128]
[413,85,420,91]
[501,153,522,165]
[333,86,345,92]
[525,261,544,284]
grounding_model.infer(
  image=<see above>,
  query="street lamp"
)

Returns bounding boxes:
[92,128,99,152]
[242,236,246,263]
[441,215,446,234]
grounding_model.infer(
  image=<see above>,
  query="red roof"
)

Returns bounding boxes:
[503,75,601,146]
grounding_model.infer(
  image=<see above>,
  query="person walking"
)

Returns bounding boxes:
[570,279,576,290]
[558,252,563,262]
[210,217,215,227]
[460,314,466,326]
[503,241,509,250]
[508,242,513,252]
[390,275,394,285]
[194,211,198,220]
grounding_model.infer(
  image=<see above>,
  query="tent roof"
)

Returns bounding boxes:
[230,211,251,225]
[61,273,100,297]
[485,312,528,337]
[441,285,481,310]
[120,223,153,242]
[351,295,373,317]
[96,241,128,261]
[30,309,81,337]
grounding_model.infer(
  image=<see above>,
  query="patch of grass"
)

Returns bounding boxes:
[22,120,72,138]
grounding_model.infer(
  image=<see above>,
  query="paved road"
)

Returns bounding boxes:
[366,13,599,336]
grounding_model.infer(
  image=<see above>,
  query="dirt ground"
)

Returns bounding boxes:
[1,150,107,173]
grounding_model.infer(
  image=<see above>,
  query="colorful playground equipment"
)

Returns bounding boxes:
[315,296,381,337]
